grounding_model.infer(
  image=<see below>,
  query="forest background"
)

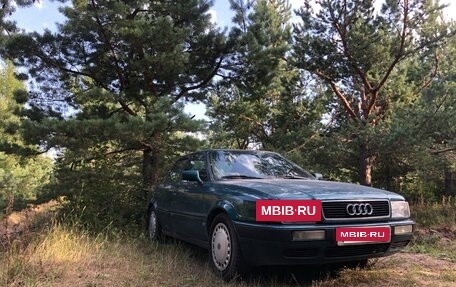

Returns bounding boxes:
[1,0,455,231]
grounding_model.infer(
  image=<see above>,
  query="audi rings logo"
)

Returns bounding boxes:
[346,203,373,216]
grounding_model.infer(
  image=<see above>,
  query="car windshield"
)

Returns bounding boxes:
[210,150,314,180]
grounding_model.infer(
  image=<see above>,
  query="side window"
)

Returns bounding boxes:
[167,158,188,182]
[188,153,208,181]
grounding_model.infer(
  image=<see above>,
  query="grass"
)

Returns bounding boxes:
[0,220,393,287]
[3,221,325,287]
[406,199,456,262]
[1,200,456,287]
[410,197,456,228]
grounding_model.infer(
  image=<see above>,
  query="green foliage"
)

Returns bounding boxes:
[1,0,455,233]
[4,0,224,176]
[208,0,327,156]
[2,0,225,228]
[293,0,454,185]
[0,62,53,217]
[407,201,456,262]
[372,32,456,198]
[411,199,456,227]
[42,152,144,231]
[0,62,27,152]
[0,153,52,215]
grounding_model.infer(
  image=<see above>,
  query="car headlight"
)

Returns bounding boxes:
[391,201,410,219]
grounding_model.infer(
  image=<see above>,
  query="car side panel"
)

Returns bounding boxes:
[171,181,216,243]
[155,183,176,235]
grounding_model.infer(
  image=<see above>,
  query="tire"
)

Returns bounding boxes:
[209,213,247,281]
[147,206,161,241]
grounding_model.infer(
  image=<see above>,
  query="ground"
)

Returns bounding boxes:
[1,204,455,287]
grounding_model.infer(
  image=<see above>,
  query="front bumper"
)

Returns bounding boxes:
[234,220,415,266]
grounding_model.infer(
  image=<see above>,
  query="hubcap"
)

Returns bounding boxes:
[211,223,231,271]
[148,210,157,239]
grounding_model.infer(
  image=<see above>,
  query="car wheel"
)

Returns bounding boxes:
[209,213,247,281]
[147,206,161,241]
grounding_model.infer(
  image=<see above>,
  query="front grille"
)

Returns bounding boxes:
[325,243,389,257]
[322,200,390,220]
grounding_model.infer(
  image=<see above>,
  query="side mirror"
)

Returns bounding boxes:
[182,170,203,184]
[313,173,323,180]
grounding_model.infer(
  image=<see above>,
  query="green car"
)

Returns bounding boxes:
[147,149,414,281]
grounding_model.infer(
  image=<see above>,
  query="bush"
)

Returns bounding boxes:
[410,197,456,228]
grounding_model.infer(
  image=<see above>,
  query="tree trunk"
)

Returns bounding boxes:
[142,148,160,199]
[444,170,455,196]
[359,143,376,186]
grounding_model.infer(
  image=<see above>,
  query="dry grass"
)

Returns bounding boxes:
[317,254,456,287]
[407,200,456,263]
[0,201,59,241]
[1,200,456,286]
[410,198,456,228]
[1,222,232,287]
[1,222,456,287]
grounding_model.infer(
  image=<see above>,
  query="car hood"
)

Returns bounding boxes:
[217,179,404,201]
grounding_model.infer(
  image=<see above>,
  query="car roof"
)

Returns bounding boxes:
[178,149,278,159]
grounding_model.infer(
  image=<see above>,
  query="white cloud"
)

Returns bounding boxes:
[289,0,306,23]
[289,0,303,10]
[444,1,456,20]
[289,0,456,22]
[184,102,208,120]
[208,9,217,24]
[34,0,44,10]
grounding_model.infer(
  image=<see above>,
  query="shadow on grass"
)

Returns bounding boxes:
[158,237,349,286]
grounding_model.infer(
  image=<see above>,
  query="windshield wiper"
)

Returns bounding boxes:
[221,175,264,179]
[282,175,309,179]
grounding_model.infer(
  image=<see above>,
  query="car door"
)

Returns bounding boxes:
[171,152,212,245]
[155,157,188,236]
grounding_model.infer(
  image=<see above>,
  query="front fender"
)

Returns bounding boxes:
[208,199,256,223]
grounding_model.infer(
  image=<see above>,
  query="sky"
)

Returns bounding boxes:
[10,0,456,32]
[8,0,456,120]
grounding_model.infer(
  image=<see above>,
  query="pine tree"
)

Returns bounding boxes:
[208,0,326,155]
[2,0,225,196]
[293,0,454,185]
[0,62,52,216]
[375,33,456,198]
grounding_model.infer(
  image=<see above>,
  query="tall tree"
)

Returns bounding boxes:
[2,0,225,195]
[208,0,326,154]
[373,33,456,198]
[293,0,454,185]
[0,62,52,215]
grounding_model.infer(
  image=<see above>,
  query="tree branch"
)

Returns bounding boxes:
[90,0,137,117]
[173,56,224,103]
[372,0,409,94]
[331,3,372,93]
[365,0,410,118]
[126,8,149,20]
[431,147,456,155]
[314,70,358,119]
[412,52,439,98]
